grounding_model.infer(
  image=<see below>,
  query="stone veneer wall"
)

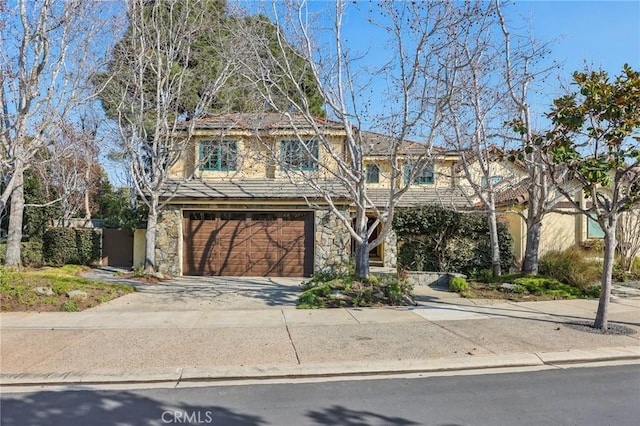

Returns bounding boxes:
[383,229,398,269]
[314,209,351,274]
[155,206,182,276]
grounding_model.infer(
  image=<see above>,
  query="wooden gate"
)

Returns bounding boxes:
[101,229,134,267]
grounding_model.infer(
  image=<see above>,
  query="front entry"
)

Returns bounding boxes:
[351,217,383,267]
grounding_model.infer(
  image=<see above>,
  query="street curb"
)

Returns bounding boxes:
[2,346,639,388]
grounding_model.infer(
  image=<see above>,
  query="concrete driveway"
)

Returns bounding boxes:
[84,269,305,312]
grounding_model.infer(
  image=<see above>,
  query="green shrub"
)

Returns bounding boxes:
[74,229,101,265]
[298,273,412,308]
[0,241,43,267]
[43,228,77,266]
[61,299,79,312]
[0,266,21,287]
[43,228,101,266]
[539,247,602,290]
[21,241,44,267]
[513,284,528,294]
[512,276,583,298]
[449,276,469,293]
[394,205,514,275]
[298,283,332,308]
[584,285,601,298]
[475,269,493,283]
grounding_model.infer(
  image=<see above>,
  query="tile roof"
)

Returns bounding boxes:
[493,178,530,206]
[186,113,345,132]
[367,187,472,209]
[161,179,472,209]
[160,178,348,201]
[359,131,441,156]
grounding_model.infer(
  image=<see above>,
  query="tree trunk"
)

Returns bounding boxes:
[144,205,158,274]
[522,220,542,275]
[5,167,25,267]
[84,166,92,219]
[522,186,542,274]
[353,209,370,279]
[487,209,502,277]
[594,221,617,331]
[354,238,370,279]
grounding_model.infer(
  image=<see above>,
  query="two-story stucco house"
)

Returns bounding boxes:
[143,113,470,277]
[133,112,636,277]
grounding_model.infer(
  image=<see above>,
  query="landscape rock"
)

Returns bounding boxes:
[34,287,55,296]
[66,290,88,300]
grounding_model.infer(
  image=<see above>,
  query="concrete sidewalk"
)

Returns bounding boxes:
[1,294,639,387]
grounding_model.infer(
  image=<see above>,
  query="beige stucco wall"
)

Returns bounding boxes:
[503,211,526,262]
[540,211,580,253]
[365,157,457,189]
[458,160,527,195]
[170,131,346,181]
[504,209,585,263]
[133,229,146,268]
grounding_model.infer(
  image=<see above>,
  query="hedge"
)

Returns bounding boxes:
[393,205,514,275]
[42,228,101,266]
[0,241,44,267]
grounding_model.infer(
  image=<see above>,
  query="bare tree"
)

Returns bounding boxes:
[496,3,568,275]
[103,0,240,273]
[618,207,640,274]
[239,0,491,278]
[443,0,564,277]
[440,0,517,277]
[0,0,115,266]
[30,116,101,225]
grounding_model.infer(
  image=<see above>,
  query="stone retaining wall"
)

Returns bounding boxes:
[406,271,467,288]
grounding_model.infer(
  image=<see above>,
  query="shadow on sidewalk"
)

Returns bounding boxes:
[412,295,640,329]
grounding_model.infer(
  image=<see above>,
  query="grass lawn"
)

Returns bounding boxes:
[0,265,135,312]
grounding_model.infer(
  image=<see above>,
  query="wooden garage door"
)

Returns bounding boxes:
[183,211,314,277]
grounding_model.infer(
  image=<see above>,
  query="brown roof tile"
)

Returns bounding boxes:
[187,113,345,132]
[493,178,530,206]
[161,179,472,209]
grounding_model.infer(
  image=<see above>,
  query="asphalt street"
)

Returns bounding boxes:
[2,364,639,426]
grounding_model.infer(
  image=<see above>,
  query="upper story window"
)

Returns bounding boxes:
[280,140,318,171]
[199,140,237,171]
[404,164,435,185]
[481,175,504,188]
[366,164,380,184]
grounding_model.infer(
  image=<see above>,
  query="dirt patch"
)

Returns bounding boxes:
[563,321,637,336]
[113,272,163,284]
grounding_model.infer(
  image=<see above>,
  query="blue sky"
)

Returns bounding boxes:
[105,0,640,184]
[511,0,640,108]
[256,0,640,131]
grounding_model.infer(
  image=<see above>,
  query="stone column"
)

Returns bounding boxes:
[155,206,182,276]
[383,229,398,269]
[314,209,351,274]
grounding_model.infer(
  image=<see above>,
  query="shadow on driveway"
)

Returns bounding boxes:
[84,268,305,311]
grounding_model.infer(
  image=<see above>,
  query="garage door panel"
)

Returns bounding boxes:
[183,211,313,277]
